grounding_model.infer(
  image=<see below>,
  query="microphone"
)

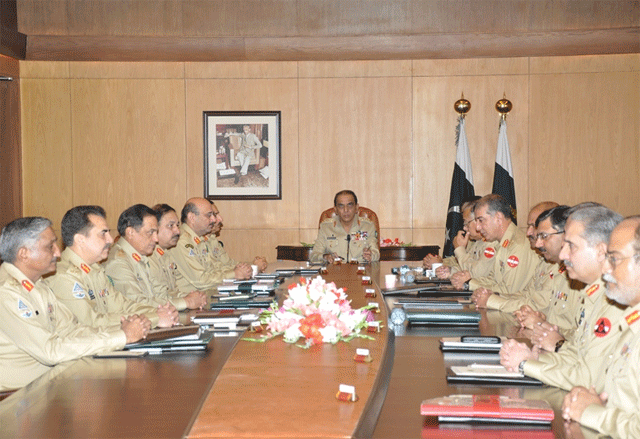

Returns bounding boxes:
[346,234,351,263]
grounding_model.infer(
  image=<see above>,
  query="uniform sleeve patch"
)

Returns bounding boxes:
[594,317,611,337]
[72,282,86,299]
[507,255,519,268]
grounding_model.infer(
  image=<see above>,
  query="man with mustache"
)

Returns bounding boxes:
[0,216,147,391]
[466,194,538,303]
[146,204,207,309]
[562,216,640,438]
[170,197,253,292]
[104,204,206,311]
[48,205,178,329]
[500,203,625,392]
[205,200,267,279]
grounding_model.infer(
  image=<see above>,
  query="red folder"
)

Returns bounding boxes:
[420,395,554,422]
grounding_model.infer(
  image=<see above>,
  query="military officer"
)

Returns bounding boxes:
[205,201,267,277]
[105,204,204,311]
[0,217,147,391]
[148,204,207,308]
[525,201,560,247]
[467,194,538,301]
[500,204,625,392]
[310,190,380,264]
[562,216,640,438]
[515,206,584,346]
[225,124,262,178]
[435,198,497,287]
[47,205,178,329]
[171,197,252,292]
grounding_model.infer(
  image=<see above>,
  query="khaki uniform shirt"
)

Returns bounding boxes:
[523,279,626,392]
[170,223,226,291]
[206,235,238,280]
[47,248,160,329]
[104,240,187,311]
[310,217,380,263]
[468,222,538,297]
[581,302,640,438]
[148,245,194,305]
[486,258,579,320]
[450,239,496,278]
[0,263,126,391]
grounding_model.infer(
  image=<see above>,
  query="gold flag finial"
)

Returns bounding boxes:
[496,93,512,120]
[454,92,471,117]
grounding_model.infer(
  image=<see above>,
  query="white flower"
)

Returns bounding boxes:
[319,325,340,343]
[283,324,303,343]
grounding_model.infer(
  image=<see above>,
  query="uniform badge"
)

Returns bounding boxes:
[18,299,28,310]
[72,282,86,299]
[484,247,496,259]
[88,289,96,300]
[189,249,196,257]
[203,235,208,242]
[594,317,611,337]
[194,237,201,244]
[48,303,54,314]
[21,310,33,318]
[577,308,586,327]
[80,263,91,273]
[21,280,34,291]
[156,247,164,256]
[502,239,510,248]
[132,253,141,262]
[185,244,194,249]
[507,255,519,268]
[586,284,600,297]
[625,310,640,326]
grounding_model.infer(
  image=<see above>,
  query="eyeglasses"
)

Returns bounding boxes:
[463,219,475,228]
[535,230,564,241]
[605,253,639,268]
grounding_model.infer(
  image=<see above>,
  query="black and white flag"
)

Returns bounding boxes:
[491,118,517,223]
[443,116,475,257]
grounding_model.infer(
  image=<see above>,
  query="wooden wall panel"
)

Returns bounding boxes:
[298,76,413,231]
[529,70,640,216]
[20,78,72,234]
[70,78,187,230]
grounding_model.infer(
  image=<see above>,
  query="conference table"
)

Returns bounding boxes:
[0,261,597,438]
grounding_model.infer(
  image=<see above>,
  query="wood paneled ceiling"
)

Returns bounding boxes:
[17,0,640,61]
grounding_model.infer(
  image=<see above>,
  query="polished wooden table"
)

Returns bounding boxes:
[276,245,440,261]
[0,261,595,438]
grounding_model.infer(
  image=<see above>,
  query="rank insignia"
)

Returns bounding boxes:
[626,310,640,326]
[484,247,496,259]
[156,247,164,256]
[502,239,510,248]
[21,280,34,292]
[586,284,600,297]
[132,253,141,262]
[594,317,611,337]
[194,237,201,244]
[507,255,519,268]
[80,263,91,273]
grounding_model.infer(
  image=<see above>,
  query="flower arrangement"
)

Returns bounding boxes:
[244,276,377,348]
[380,238,412,247]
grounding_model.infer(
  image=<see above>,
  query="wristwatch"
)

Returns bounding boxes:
[518,360,526,374]
[555,339,565,352]
[463,282,470,291]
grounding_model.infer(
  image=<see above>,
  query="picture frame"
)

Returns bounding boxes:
[203,111,281,200]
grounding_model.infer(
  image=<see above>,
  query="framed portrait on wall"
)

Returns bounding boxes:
[203,111,281,200]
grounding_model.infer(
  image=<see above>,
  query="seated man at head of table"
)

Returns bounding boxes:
[146,204,207,309]
[500,203,625,392]
[0,217,148,391]
[562,216,640,438]
[48,205,178,329]
[104,204,205,311]
[310,190,380,264]
[170,197,256,292]
[205,200,267,277]
[454,194,538,298]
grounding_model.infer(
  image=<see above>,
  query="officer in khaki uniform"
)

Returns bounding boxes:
[468,195,538,302]
[310,190,380,264]
[562,216,640,438]
[171,197,252,292]
[105,204,189,310]
[500,204,625,392]
[0,217,143,391]
[147,204,207,308]
[47,206,178,329]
